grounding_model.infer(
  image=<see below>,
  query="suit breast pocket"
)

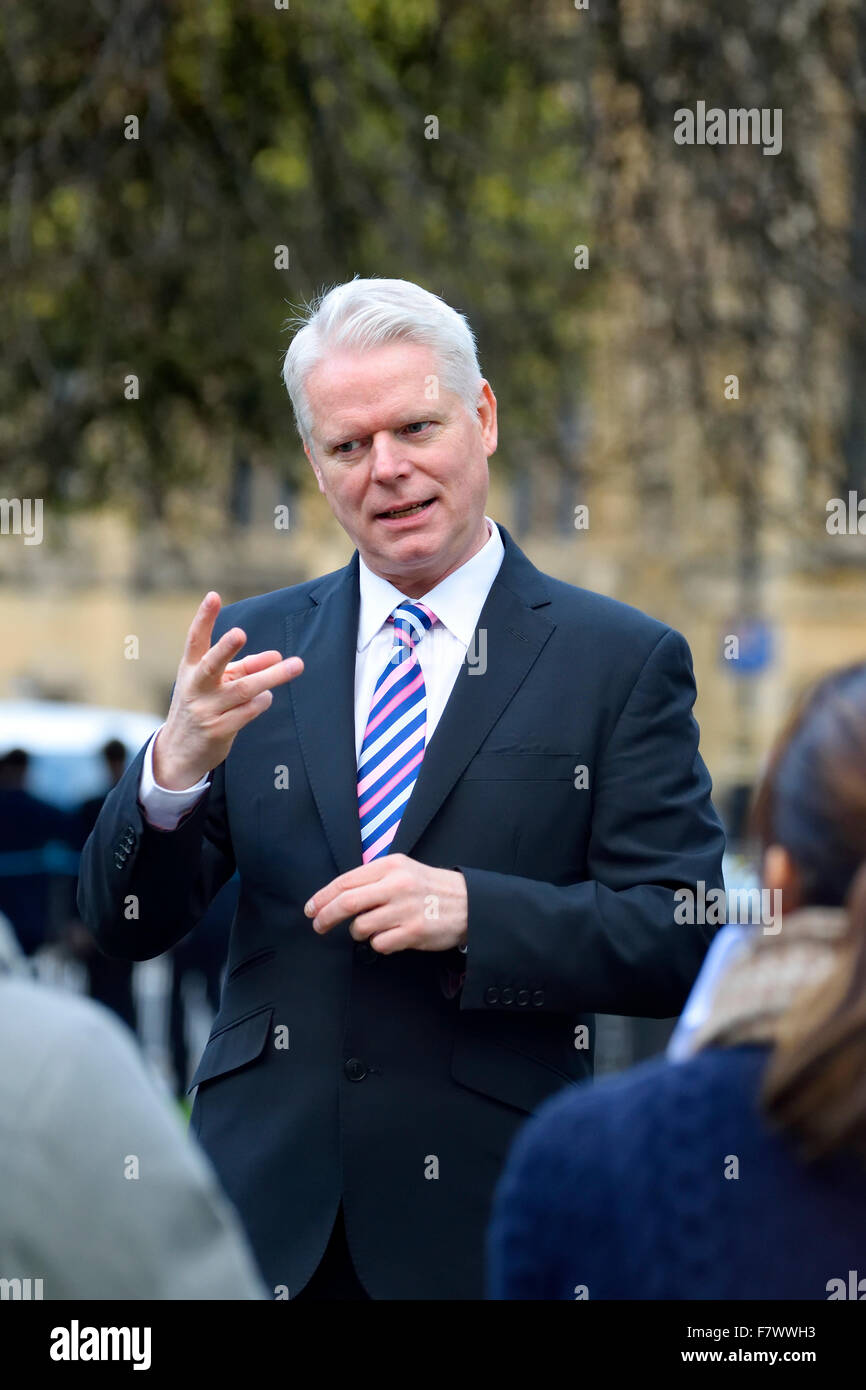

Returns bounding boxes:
[461,750,579,781]
[453,748,589,876]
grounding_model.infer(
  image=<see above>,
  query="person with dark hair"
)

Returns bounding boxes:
[0,748,78,956]
[487,659,866,1299]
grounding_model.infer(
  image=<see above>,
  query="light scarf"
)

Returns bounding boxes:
[677,906,851,1058]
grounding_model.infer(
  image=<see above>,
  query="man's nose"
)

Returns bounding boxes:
[369,433,410,478]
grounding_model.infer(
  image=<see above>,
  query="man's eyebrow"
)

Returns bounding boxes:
[322,427,368,449]
[323,416,437,450]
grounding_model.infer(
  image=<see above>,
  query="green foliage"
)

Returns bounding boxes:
[0,0,586,513]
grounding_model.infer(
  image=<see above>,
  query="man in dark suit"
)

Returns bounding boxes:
[78,277,725,1300]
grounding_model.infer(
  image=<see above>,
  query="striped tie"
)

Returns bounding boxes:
[357,599,438,862]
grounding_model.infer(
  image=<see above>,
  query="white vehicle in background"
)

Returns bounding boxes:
[0,699,162,809]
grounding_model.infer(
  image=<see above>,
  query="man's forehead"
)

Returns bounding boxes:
[307,344,445,439]
[308,343,435,397]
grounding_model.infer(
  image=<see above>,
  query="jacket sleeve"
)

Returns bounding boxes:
[76,737,234,961]
[454,627,726,1018]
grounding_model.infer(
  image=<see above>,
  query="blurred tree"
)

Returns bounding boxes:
[0,0,586,519]
[582,0,866,767]
[587,0,865,541]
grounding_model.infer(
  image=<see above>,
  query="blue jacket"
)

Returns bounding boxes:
[487,1043,866,1299]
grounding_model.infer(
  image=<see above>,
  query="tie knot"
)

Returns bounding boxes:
[388,599,437,654]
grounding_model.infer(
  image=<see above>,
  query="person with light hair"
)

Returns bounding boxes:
[79,276,725,1300]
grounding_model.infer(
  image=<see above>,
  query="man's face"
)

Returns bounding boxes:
[303,342,497,596]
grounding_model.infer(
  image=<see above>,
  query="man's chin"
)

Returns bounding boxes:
[361,528,448,579]
[371,524,441,558]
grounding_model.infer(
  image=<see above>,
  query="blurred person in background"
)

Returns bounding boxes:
[68,739,137,1032]
[0,917,267,1300]
[68,739,232,1078]
[487,659,866,1299]
[0,749,78,957]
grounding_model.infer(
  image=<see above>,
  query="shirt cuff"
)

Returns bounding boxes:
[138,727,211,831]
[450,865,468,953]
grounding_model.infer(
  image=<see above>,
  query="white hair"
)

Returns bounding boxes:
[281,276,484,447]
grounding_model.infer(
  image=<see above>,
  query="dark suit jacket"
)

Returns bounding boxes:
[77,521,725,1299]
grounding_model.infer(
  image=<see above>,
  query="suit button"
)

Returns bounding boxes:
[355,941,378,965]
[516,989,530,1006]
[500,987,515,1005]
[344,1058,367,1081]
[484,986,499,1005]
[531,989,545,1007]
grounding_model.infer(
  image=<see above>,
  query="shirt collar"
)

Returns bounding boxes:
[357,515,503,651]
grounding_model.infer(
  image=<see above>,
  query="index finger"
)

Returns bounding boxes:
[304,862,386,921]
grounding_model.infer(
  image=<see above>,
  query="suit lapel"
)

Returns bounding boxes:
[285,557,363,877]
[286,523,556,876]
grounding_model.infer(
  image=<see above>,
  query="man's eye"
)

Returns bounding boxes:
[404,422,431,435]
[336,440,363,454]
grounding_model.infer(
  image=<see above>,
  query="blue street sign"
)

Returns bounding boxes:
[722,618,774,676]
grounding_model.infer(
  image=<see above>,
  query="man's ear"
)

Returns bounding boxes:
[476,380,498,456]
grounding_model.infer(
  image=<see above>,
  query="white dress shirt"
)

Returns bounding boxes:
[138,516,504,834]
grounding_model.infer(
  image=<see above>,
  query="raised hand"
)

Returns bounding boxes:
[153,591,304,789]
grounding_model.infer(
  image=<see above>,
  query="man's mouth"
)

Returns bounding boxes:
[376,497,436,519]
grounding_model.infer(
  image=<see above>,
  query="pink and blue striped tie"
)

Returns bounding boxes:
[357,599,438,862]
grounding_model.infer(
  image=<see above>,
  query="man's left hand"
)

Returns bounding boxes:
[305,854,468,954]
